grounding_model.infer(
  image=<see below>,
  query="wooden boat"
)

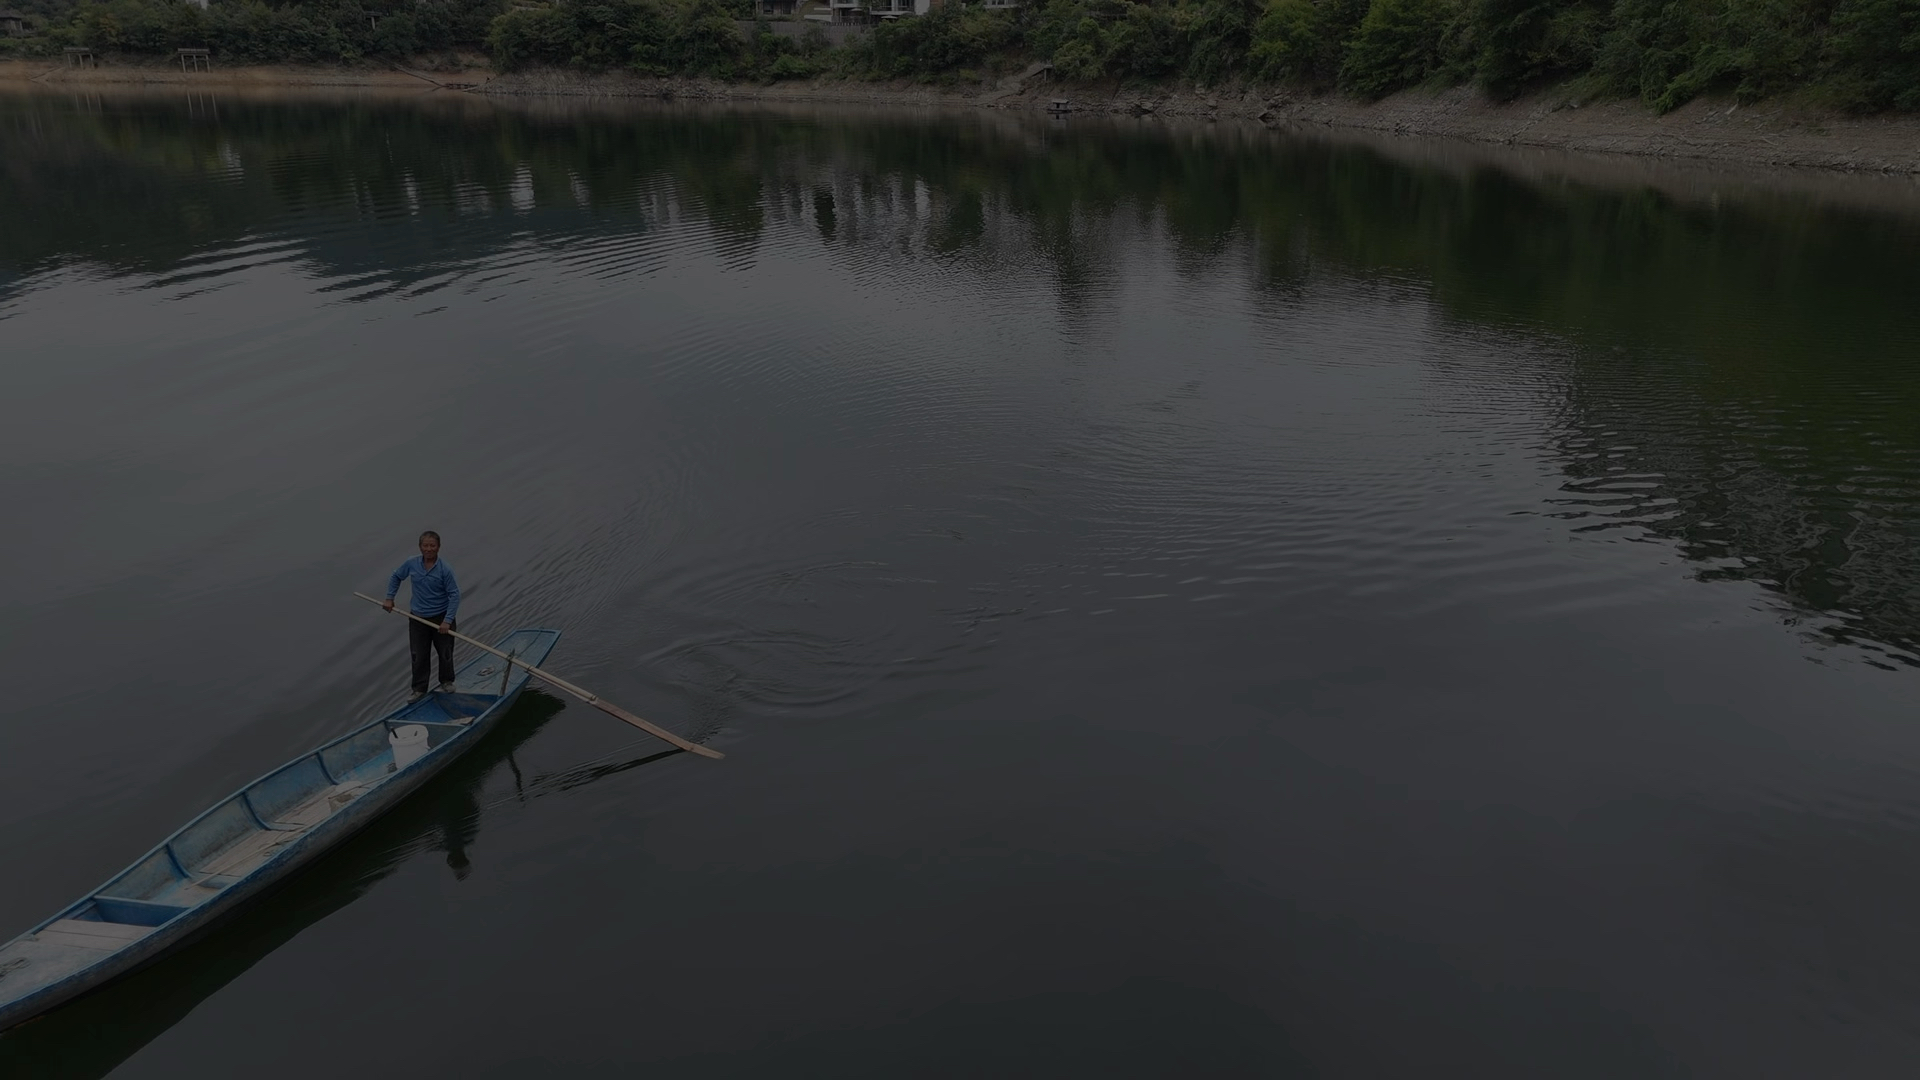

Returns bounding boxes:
[0,626,561,1033]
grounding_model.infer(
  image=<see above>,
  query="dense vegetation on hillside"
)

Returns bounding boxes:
[0,0,507,63]
[4,0,1917,111]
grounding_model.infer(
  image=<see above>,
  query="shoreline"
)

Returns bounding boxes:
[6,59,1919,176]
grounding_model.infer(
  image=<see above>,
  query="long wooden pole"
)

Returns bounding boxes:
[353,592,723,760]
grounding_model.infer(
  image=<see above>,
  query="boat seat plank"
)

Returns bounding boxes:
[36,920,154,949]
[0,938,130,1000]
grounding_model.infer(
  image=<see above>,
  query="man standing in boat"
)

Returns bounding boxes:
[382,531,461,700]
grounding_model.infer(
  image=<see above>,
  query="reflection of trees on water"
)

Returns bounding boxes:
[1548,351,1920,666]
[1325,163,1920,663]
[5,94,1919,659]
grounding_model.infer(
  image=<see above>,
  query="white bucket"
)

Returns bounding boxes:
[389,724,430,769]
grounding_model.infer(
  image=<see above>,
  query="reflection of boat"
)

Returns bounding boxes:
[0,628,561,1035]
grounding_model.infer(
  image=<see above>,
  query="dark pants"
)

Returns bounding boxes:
[409,614,456,692]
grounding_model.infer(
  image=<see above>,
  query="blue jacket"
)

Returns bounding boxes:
[385,556,460,621]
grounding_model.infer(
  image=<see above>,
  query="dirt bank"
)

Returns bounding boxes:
[482,69,1920,175]
[8,58,1918,175]
[1242,86,1920,175]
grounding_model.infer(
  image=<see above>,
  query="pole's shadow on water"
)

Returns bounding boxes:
[0,688,612,1079]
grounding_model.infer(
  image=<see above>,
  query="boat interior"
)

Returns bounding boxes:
[80,691,499,916]
[0,627,558,1012]
[0,693,499,997]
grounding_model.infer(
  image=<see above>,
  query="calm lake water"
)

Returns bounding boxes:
[3,90,1920,1078]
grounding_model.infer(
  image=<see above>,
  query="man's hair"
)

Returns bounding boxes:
[419,530,441,543]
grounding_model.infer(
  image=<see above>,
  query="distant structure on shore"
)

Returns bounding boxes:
[0,10,31,36]
[756,0,1019,23]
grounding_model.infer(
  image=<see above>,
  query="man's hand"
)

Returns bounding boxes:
[382,598,395,612]
[439,620,452,634]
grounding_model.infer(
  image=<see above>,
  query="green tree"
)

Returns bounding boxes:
[1250,0,1368,83]
[1340,0,1458,97]
[1821,0,1920,110]
[1470,0,1605,97]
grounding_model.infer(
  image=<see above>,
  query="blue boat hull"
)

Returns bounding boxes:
[0,627,561,1033]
